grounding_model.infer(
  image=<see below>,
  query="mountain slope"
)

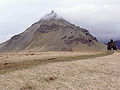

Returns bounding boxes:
[0,11,106,52]
[115,40,120,49]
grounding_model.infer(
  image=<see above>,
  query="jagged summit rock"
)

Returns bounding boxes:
[0,11,106,52]
[34,11,69,27]
[41,10,62,21]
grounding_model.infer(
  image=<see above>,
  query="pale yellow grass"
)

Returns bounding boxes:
[0,51,102,67]
[0,51,119,90]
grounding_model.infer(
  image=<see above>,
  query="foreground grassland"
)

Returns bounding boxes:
[0,51,114,74]
[0,51,120,90]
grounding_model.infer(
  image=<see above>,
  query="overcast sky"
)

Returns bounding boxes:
[0,0,120,43]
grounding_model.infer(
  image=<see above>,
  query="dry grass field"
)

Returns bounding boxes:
[0,51,119,90]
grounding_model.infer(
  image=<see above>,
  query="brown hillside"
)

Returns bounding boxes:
[0,11,106,52]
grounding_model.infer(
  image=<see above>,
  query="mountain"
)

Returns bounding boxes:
[115,40,120,50]
[0,11,106,52]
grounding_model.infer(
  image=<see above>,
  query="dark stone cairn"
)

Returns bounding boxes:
[107,39,117,50]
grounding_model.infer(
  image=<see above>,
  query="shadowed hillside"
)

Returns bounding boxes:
[115,40,120,49]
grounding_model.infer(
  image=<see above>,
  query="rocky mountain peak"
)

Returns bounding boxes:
[0,11,106,52]
[41,10,62,21]
[51,10,55,14]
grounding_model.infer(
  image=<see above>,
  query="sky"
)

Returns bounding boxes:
[0,0,120,43]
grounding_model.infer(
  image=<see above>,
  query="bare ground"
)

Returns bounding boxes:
[0,51,119,90]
